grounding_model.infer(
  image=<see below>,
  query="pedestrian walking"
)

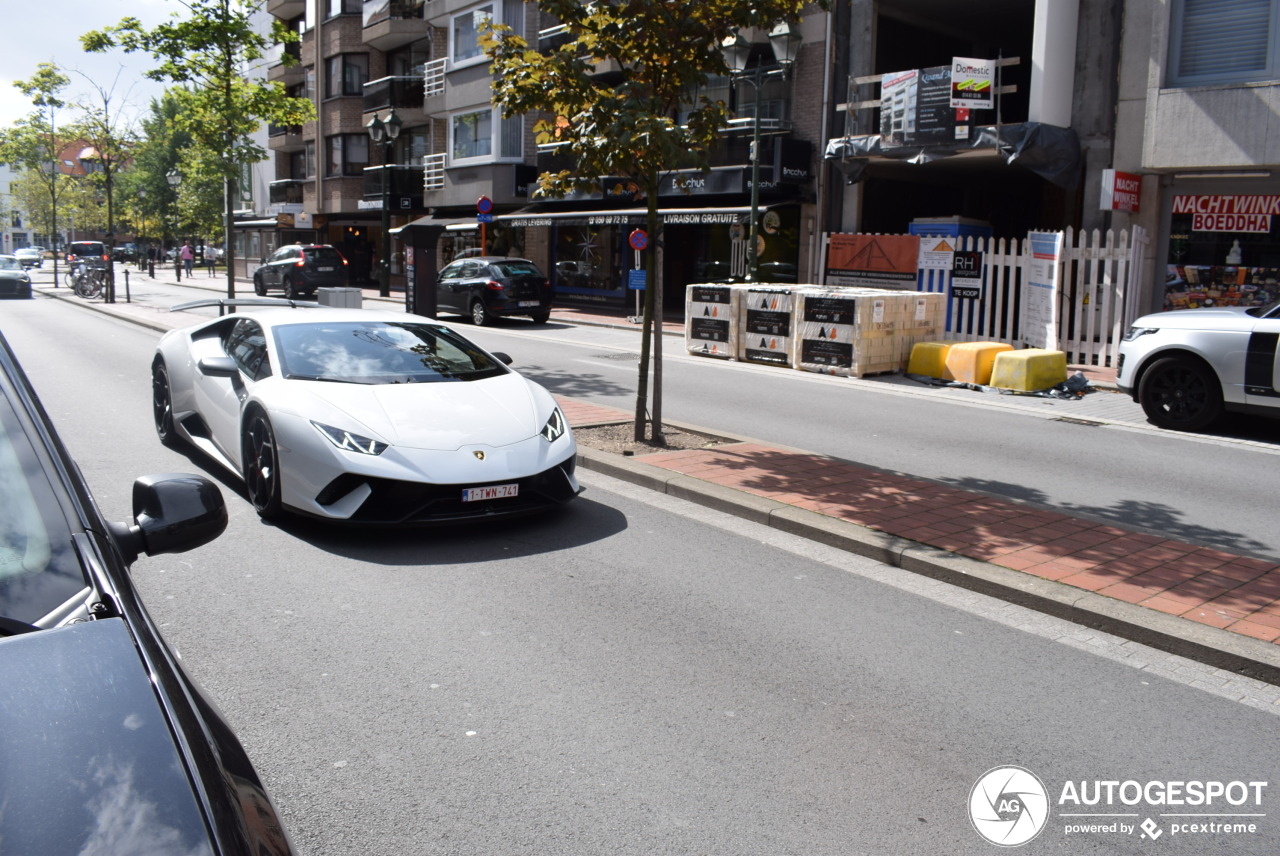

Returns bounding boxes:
[180,241,194,277]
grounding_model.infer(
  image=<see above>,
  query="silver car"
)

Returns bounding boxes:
[1116,299,1280,430]
[13,247,43,269]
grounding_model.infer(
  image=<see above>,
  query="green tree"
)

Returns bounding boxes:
[485,0,821,441]
[1,64,71,285]
[72,70,141,286]
[83,0,313,297]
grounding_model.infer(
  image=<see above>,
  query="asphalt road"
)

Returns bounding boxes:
[2,295,1278,855]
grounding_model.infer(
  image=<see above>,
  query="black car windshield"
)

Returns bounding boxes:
[273,321,509,383]
[302,247,345,266]
[490,260,542,277]
[0,377,87,626]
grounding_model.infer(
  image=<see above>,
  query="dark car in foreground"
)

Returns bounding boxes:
[253,243,349,299]
[435,256,553,325]
[0,331,296,855]
[1117,299,1280,430]
[0,255,33,298]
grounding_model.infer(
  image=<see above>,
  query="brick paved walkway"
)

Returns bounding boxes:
[559,397,1280,647]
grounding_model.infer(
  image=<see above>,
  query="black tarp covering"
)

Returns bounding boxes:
[824,122,1081,189]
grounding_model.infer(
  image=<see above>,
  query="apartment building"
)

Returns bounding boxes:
[1114,0,1280,315]
[254,0,833,316]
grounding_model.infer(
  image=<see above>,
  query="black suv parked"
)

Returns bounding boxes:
[253,244,349,299]
[66,241,110,270]
[435,257,552,325]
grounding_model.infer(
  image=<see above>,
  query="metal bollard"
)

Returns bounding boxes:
[124,270,131,303]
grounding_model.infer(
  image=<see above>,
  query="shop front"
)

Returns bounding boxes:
[1160,181,1280,312]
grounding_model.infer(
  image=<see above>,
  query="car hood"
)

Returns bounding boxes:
[0,619,215,855]
[1133,306,1256,329]
[282,371,555,451]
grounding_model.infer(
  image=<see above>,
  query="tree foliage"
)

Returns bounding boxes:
[1,64,71,274]
[83,0,313,294]
[484,0,822,439]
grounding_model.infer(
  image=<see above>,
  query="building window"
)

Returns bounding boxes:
[326,134,370,177]
[303,66,316,101]
[1169,0,1280,86]
[450,108,521,164]
[451,4,494,66]
[291,142,316,179]
[325,54,368,98]
[327,0,360,17]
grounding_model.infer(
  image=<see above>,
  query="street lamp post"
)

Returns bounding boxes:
[721,24,802,282]
[166,169,181,281]
[366,109,402,298]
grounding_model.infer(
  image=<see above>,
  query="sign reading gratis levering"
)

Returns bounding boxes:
[950,57,994,109]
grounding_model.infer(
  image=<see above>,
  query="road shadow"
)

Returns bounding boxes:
[510,361,635,400]
[271,493,628,566]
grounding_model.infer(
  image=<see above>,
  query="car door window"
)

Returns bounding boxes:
[440,262,464,280]
[226,319,272,381]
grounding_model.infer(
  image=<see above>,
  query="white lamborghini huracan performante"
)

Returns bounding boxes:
[152,303,582,524]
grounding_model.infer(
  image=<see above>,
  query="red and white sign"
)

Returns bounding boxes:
[1173,195,1280,233]
[1101,169,1141,213]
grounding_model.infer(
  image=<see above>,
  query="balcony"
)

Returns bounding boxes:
[269,179,308,206]
[267,125,306,152]
[362,0,430,52]
[267,0,306,22]
[362,75,426,115]
[266,41,304,86]
[362,164,427,209]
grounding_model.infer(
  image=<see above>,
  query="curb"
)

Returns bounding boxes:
[575,443,1280,685]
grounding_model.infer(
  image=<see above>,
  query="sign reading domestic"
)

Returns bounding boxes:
[950,57,994,109]
[1173,195,1280,233]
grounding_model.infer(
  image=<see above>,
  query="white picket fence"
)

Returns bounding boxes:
[909,226,1148,368]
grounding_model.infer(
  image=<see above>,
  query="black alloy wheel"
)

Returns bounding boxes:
[283,276,298,300]
[242,409,283,519]
[530,310,551,324]
[470,299,491,326]
[152,362,181,447]
[253,273,266,296]
[1137,355,1224,431]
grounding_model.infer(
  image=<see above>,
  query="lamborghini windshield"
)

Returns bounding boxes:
[272,321,510,384]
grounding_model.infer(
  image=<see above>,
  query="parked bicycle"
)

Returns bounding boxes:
[69,263,108,299]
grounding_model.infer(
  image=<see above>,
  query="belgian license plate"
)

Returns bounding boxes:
[318,265,335,272]
[517,300,540,307]
[462,484,518,502]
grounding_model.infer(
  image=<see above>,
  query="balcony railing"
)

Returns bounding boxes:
[269,179,307,205]
[363,75,426,113]
[424,152,445,190]
[362,0,424,28]
[424,58,446,98]
[361,164,427,199]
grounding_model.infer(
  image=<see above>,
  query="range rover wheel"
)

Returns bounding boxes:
[1138,355,1223,432]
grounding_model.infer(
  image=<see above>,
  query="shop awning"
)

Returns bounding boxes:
[391,214,479,236]
[824,122,1081,189]
[493,203,790,228]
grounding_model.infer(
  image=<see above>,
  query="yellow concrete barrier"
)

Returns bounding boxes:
[944,341,1014,385]
[991,348,1069,391]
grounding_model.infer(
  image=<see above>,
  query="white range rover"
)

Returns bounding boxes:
[1116,299,1280,431]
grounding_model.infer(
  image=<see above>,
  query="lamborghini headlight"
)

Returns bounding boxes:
[312,421,389,455]
[540,407,567,443]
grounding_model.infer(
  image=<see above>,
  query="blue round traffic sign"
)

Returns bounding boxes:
[476,196,493,214]
[629,229,648,251]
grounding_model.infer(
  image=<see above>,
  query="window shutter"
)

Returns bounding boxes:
[1176,0,1272,80]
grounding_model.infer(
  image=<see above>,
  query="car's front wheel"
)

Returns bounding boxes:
[253,272,266,296]
[242,408,284,519]
[470,299,492,326]
[152,362,182,448]
[1138,355,1223,431]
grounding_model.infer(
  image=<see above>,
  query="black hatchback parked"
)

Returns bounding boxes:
[253,244,349,299]
[435,256,553,325]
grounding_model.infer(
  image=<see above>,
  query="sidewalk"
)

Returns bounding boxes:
[32,272,1280,684]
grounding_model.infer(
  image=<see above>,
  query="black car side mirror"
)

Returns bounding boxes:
[108,474,228,564]
[491,351,513,365]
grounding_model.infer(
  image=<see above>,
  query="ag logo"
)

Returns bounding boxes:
[969,766,1049,847]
